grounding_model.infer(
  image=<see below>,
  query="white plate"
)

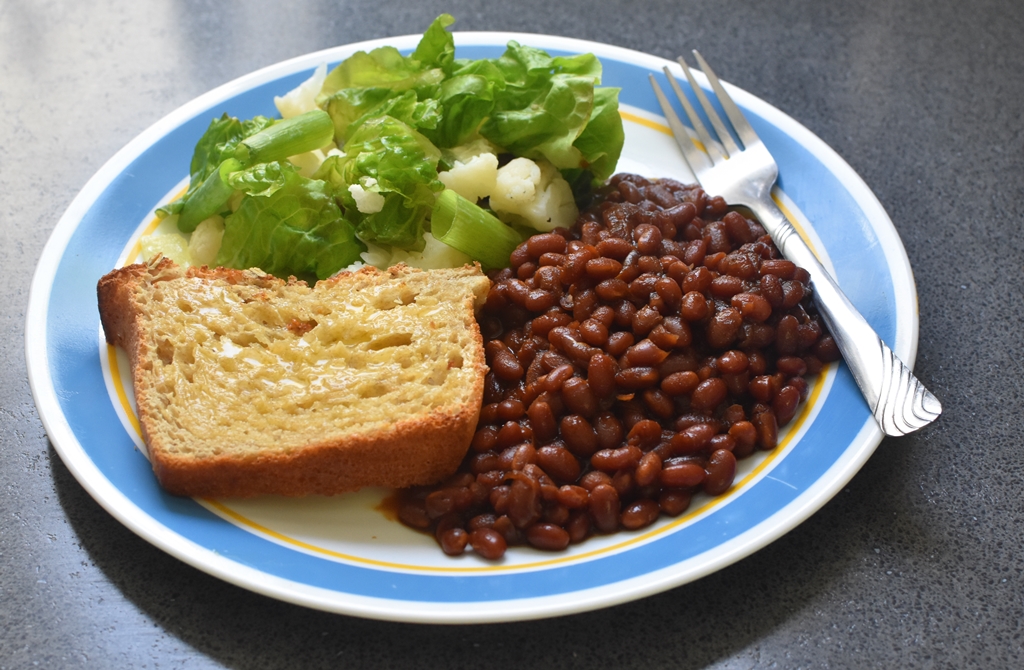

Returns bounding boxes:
[25,32,917,623]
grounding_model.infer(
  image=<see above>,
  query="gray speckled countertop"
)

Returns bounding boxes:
[3,1,1022,667]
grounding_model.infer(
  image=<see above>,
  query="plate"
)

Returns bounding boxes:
[25,32,917,623]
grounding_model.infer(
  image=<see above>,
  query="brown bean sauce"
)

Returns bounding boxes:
[397,174,840,559]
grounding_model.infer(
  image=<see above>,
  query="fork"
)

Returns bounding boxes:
[649,52,941,436]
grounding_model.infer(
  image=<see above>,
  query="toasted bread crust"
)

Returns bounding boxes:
[98,258,489,498]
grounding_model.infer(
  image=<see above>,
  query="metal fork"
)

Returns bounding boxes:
[649,52,941,436]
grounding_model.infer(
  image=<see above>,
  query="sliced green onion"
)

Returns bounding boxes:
[431,189,523,270]
[177,157,243,233]
[234,110,334,166]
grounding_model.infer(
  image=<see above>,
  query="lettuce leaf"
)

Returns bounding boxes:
[477,42,605,170]
[316,115,443,251]
[410,13,456,74]
[187,114,275,198]
[571,86,624,181]
[421,73,498,148]
[215,165,364,280]
[158,114,274,220]
[325,88,442,141]
[316,15,456,146]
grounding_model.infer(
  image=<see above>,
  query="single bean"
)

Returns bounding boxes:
[723,211,754,244]
[527,397,558,442]
[680,291,710,321]
[782,280,805,308]
[496,398,525,421]
[626,419,662,449]
[566,510,593,544]
[525,289,559,312]
[643,388,675,419]
[471,425,499,453]
[586,257,623,281]
[560,414,600,457]
[595,278,630,301]
[467,513,497,531]
[440,527,469,556]
[683,239,707,267]
[426,487,473,519]
[691,377,728,411]
[579,470,613,491]
[710,274,744,298]
[635,451,663,487]
[704,449,737,495]
[488,342,524,382]
[773,385,802,427]
[526,523,571,551]
[572,288,599,322]
[596,237,633,260]
[625,339,670,367]
[594,413,625,451]
[580,318,609,347]
[661,462,706,488]
[562,376,598,417]
[670,423,717,455]
[615,366,660,390]
[707,307,743,349]
[621,499,661,530]
[398,499,431,529]
[557,484,590,509]
[717,350,749,374]
[659,489,693,516]
[761,258,796,279]
[661,370,700,396]
[606,330,635,357]
[649,322,683,349]
[536,445,582,484]
[589,484,621,533]
[731,292,773,322]
[469,528,507,560]
[777,355,808,377]
[591,445,643,472]
[527,232,568,258]
[587,353,618,398]
[753,410,779,450]
[507,477,542,529]
[728,421,758,458]
[543,364,575,393]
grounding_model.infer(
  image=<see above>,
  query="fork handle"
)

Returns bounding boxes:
[747,196,942,436]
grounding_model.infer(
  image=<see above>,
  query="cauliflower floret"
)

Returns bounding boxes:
[348,177,386,214]
[140,233,191,266]
[288,148,328,177]
[188,215,225,266]
[490,157,578,232]
[274,63,328,119]
[448,138,502,164]
[405,232,473,270]
[358,233,471,271]
[438,152,498,203]
[358,240,393,269]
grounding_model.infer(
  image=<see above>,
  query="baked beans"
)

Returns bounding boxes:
[398,174,839,559]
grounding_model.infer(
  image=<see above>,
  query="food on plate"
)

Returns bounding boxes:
[396,174,841,559]
[146,13,624,280]
[102,14,835,559]
[97,259,490,497]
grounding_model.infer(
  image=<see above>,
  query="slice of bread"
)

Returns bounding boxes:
[98,258,491,498]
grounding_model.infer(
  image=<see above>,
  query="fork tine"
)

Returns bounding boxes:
[662,66,726,165]
[692,50,760,149]
[648,74,714,176]
[678,56,740,158]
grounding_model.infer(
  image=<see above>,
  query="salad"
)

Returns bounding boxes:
[145,14,624,280]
